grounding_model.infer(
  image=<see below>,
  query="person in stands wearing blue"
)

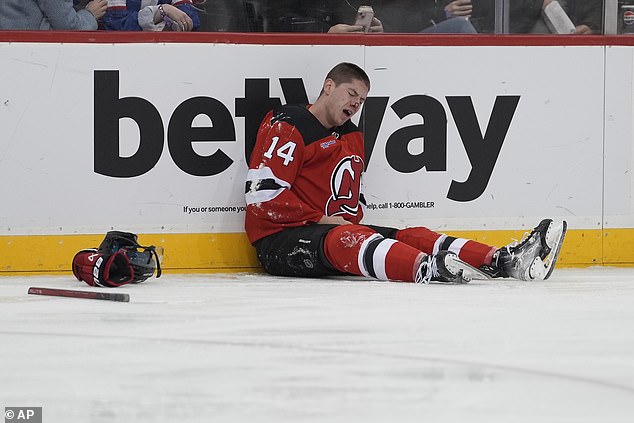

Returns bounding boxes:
[0,0,107,30]
[101,0,201,31]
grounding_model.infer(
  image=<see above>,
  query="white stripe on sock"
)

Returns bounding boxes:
[433,234,447,255]
[357,233,383,278]
[448,238,468,256]
[372,239,398,281]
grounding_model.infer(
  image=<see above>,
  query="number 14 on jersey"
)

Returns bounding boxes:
[264,136,296,166]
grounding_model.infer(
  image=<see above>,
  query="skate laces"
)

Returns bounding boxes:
[416,256,439,284]
[504,229,536,255]
[498,228,544,280]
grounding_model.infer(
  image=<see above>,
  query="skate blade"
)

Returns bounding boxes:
[543,220,567,280]
[528,256,547,280]
[443,254,492,283]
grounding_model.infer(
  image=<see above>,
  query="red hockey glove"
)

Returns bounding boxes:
[72,249,135,288]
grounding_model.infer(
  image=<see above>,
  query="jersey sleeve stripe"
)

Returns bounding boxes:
[245,167,291,205]
[245,186,287,205]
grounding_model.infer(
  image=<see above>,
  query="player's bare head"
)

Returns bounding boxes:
[320,63,370,96]
[312,63,369,128]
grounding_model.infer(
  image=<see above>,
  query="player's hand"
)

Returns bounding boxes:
[445,0,472,18]
[317,215,351,225]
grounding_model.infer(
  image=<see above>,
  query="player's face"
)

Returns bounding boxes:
[325,79,369,127]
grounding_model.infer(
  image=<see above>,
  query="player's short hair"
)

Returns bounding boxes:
[324,62,371,91]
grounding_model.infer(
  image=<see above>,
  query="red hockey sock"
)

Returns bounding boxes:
[395,227,497,268]
[323,225,423,282]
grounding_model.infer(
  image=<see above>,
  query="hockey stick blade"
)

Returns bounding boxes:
[28,287,130,302]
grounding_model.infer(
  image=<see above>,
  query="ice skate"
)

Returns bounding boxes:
[491,219,567,281]
[415,250,491,284]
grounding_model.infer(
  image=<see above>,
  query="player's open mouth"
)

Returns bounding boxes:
[343,109,353,117]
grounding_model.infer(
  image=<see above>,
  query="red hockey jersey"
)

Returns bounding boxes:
[245,104,365,244]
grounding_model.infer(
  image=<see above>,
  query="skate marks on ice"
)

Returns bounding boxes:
[0,268,633,422]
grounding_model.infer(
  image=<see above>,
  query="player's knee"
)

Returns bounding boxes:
[325,224,378,250]
[324,225,383,276]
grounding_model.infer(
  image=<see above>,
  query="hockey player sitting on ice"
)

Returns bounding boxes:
[244,62,567,284]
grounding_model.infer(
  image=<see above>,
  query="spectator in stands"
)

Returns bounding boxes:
[264,0,380,33]
[471,0,602,34]
[265,0,475,33]
[469,0,540,33]
[529,0,603,34]
[101,0,201,31]
[374,0,477,33]
[0,0,107,30]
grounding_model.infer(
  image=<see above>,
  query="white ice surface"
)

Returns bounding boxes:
[1,268,634,423]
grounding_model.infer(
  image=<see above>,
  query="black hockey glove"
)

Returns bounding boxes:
[72,231,162,287]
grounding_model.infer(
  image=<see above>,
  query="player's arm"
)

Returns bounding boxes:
[317,215,351,225]
[245,115,323,226]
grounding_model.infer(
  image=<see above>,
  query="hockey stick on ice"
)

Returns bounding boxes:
[28,287,130,302]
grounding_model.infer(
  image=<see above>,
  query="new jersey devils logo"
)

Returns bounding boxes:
[326,155,364,216]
